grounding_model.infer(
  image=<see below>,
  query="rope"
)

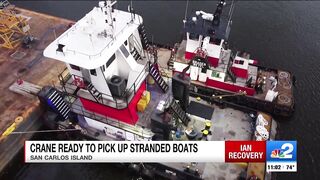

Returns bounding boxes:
[9,129,81,135]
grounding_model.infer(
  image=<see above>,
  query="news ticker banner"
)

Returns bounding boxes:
[25,140,296,172]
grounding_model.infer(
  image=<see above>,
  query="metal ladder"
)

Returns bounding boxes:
[168,100,191,126]
[149,63,169,93]
[167,49,175,70]
[47,90,70,120]
[87,83,102,102]
[227,67,236,83]
[130,47,142,61]
[138,24,150,50]
[226,52,237,83]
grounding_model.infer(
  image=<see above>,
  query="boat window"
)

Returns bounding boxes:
[120,44,130,58]
[189,33,199,40]
[106,54,115,68]
[70,64,80,71]
[209,38,221,45]
[234,60,244,65]
[90,69,97,76]
[209,38,215,44]
[212,71,220,78]
[101,65,105,72]
[215,39,221,45]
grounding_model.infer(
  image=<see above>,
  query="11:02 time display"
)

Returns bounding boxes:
[267,165,281,170]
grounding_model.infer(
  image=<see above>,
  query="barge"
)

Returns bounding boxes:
[0,3,72,175]
[32,1,283,179]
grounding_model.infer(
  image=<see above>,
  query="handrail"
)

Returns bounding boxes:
[57,20,141,60]
[58,63,148,110]
[131,34,143,55]
[66,95,153,139]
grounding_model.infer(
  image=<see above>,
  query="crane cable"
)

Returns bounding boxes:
[0,128,81,142]
[5,129,80,135]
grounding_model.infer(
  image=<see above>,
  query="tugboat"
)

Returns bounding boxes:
[42,0,153,140]
[37,1,282,179]
[172,0,294,117]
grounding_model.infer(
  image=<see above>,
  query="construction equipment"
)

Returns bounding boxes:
[0,0,10,9]
[22,35,35,48]
[0,8,30,49]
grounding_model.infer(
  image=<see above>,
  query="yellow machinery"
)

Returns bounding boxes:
[0,8,30,49]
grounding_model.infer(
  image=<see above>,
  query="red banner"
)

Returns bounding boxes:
[225,141,266,162]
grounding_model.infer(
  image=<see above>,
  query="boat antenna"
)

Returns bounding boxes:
[128,0,134,21]
[228,0,236,23]
[183,0,189,27]
[225,0,236,41]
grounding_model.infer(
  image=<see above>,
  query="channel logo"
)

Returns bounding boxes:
[271,149,286,158]
[267,141,297,162]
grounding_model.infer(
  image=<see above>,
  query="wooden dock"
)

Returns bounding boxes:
[0,7,72,173]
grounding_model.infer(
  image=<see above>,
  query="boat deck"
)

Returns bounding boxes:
[173,40,293,107]
[162,97,273,180]
[0,7,71,134]
[0,7,72,173]
[136,79,172,129]
[68,75,273,180]
[163,99,254,179]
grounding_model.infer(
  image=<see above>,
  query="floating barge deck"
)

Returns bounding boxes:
[0,7,71,174]
[53,77,276,180]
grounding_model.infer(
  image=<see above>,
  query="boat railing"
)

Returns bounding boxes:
[131,34,144,55]
[58,63,148,110]
[57,20,141,60]
[66,96,153,140]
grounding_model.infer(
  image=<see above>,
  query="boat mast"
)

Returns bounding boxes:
[183,0,189,28]
[227,0,236,27]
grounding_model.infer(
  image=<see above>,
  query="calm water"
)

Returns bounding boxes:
[9,1,320,180]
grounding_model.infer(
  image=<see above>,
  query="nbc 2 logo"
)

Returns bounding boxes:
[267,141,297,162]
[270,143,293,159]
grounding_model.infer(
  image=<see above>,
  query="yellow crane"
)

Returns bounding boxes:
[0,8,30,49]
